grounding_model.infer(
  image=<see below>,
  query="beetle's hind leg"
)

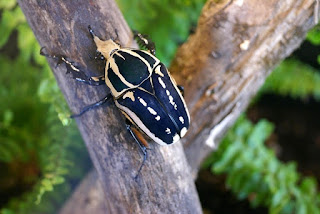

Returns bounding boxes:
[133,31,156,55]
[70,93,113,118]
[125,119,150,180]
[40,47,105,86]
[177,85,185,97]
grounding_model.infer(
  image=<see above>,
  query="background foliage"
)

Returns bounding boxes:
[0,0,319,214]
[0,1,91,214]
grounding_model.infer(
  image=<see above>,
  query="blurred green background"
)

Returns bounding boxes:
[1,0,320,213]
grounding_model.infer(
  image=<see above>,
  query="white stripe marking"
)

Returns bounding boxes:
[115,101,167,145]
[158,77,166,89]
[155,65,164,77]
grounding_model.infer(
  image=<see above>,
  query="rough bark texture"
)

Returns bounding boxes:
[18,0,202,213]
[59,170,106,214]
[18,0,319,213]
[172,0,320,176]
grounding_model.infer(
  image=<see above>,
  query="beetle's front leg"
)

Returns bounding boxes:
[70,93,113,118]
[133,31,156,55]
[40,47,105,86]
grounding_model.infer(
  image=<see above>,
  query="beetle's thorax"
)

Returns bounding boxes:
[93,36,119,60]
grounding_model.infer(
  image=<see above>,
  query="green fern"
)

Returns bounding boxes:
[116,0,206,65]
[204,115,320,214]
[260,59,320,100]
[306,24,320,45]
[0,2,89,213]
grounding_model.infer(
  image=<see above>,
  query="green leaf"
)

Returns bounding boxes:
[17,23,37,61]
[260,59,320,100]
[212,142,242,173]
[270,188,290,214]
[300,177,317,196]
[3,109,14,127]
[0,7,25,48]
[0,0,16,10]
[206,115,320,213]
[52,176,65,185]
[247,119,274,147]
[41,179,53,191]
[1,208,15,214]
[307,26,320,45]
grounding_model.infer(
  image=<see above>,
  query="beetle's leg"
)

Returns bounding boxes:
[133,30,156,55]
[71,93,113,118]
[125,120,149,180]
[40,47,105,86]
[177,85,185,97]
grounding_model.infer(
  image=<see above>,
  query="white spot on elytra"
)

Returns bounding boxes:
[169,96,173,102]
[139,97,160,119]
[166,90,178,110]
[169,96,178,110]
[147,107,157,115]
[180,127,188,137]
[173,134,180,143]
[158,77,166,89]
[179,116,184,124]
[165,128,171,134]
[139,97,147,106]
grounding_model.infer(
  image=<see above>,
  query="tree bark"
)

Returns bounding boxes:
[58,170,106,214]
[18,0,202,213]
[173,0,320,176]
[18,0,319,213]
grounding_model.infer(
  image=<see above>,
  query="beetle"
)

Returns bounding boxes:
[41,26,190,177]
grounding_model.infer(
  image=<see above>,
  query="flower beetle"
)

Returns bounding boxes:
[41,26,190,176]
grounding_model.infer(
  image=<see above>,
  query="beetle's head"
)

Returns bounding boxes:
[93,35,120,60]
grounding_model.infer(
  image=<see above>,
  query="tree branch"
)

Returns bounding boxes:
[59,170,106,214]
[18,0,202,213]
[56,0,319,213]
[171,0,319,176]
